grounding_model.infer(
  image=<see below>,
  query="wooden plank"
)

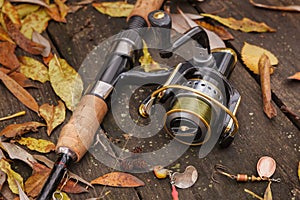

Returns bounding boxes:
[0,0,298,199]
[194,0,300,127]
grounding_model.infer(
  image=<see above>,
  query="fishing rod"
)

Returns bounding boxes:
[37,0,165,199]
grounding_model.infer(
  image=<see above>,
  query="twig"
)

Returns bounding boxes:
[244,189,264,200]
[0,111,26,122]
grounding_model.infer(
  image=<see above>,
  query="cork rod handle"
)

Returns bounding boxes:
[56,95,108,162]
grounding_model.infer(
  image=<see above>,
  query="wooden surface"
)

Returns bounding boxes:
[0,0,299,199]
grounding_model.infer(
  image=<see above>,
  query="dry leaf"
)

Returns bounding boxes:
[20,8,51,39]
[32,31,51,57]
[298,162,300,181]
[0,158,24,194]
[0,42,19,70]
[259,54,277,119]
[0,142,37,168]
[53,191,70,200]
[43,52,54,65]
[10,0,49,8]
[0,26,14,43]
[15,179,30,200]
[33,154,94,188]
[0,150,7,191]
[250,0,300,12]
[54,0,69,20]
[60,179,88,194]
[49,55,83,111]
[176,7,226,49]
[19,56,49,83]
[0,67,35,88]
[241,42,278,74]
[0,70,39,113]
[92,1,134,17]
[39,100,66,136]
[46,4,66,23]
[139,41,167,72]
[201,13,276,33]
[2,0,21,28]
[288,72,300,80]
[263,181,272,200]
[90,172,145,187]
[195,20,234,40]
[25,162,50,197]
[0,121,45,138]
[16,137,55,153]
[15,4,40,19]
[4,14,45,55]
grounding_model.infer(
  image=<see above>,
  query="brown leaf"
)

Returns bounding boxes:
[0,70,39,113]
[0,121,45,138]
[288,72,300,80]
[4,14,45,55]
[0,67,35,88]
[25,162,50,197]
[258,54,277,119]
[0,42,19,70]
[195,20,234,40]
[25,162,88,197]
[60,179,88,194]
[90,172,145,187]
[39,100,66,136]
[250,0,300,12]
[201,13,276,33]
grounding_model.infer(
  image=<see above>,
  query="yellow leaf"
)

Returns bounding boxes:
[139,41,167,72]
[39,100,66,136]
[20,8,51,39]
[263,181,272,200]
[2,0,21,28]
[0,25,14,43]
[53,191,70,200]
[288,72,300,80]
[298,161,300,181]
[201,13,276,33]
[241,42,278,74]
[0,158,24,194]
[49,55,83,111]
[54,0,69,20]
[16,137,55,153]
[19,56,49,83]
[15,4,40,19]
[0,0,3,8]
[92,1,134,17]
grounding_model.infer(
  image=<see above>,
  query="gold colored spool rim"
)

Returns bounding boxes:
[150,84,239,138]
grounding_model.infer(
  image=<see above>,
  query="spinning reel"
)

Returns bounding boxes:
[135,10,241,148]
